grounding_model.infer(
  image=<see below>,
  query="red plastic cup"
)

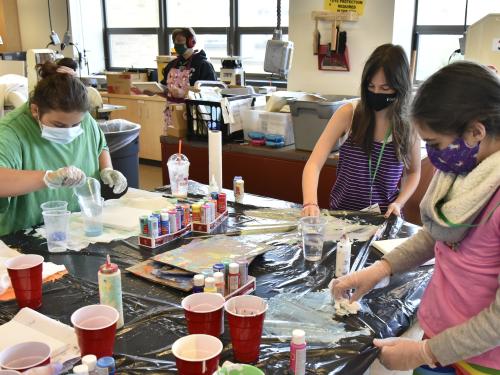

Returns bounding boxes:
[225,295,268,363]
[71,304,119,358]
[5,254,44,309]
[0,341,50,372]
[182,293,225,337]
[172,334,222,375]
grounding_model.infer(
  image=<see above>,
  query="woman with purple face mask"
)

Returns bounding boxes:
[331,61,500,374]
[302,44,421,218]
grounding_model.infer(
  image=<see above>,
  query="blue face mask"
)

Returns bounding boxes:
[39,121,83,144]
[426,137,480,174]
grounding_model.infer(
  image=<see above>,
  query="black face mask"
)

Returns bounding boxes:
[366,91,397,111]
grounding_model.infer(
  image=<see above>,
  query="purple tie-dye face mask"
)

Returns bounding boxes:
[426,137,480,174]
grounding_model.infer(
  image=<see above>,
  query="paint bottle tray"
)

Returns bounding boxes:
[138,224,192,248]
[191,210,229,233]
[224,276,256,300]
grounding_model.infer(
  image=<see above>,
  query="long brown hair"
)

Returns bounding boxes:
[350,44,413,167]
[30,61,88,116]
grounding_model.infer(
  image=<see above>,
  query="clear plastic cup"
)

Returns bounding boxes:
[40,200,68,212]
[42,210,70,253]
[78,197,104,237]
[74,177,101,204]
[167,153,190,198]
[299,216,327,262]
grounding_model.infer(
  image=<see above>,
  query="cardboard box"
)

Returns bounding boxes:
[106,72,148,95]
[164,103,188,138]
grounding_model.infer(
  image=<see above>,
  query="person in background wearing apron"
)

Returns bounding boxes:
[143,28,217,129]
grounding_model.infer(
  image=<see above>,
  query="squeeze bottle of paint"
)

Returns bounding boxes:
[335,233,352,278]
[98,255,124,328]
[192,274,205,293]
[214,271,225,295]
[204,277,217,293]
[228,263,240,293]
[290,329,306,374]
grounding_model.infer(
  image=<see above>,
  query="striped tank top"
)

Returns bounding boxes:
[329,132,404,214]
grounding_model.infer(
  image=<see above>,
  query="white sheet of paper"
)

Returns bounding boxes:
[0,308,79,362]
[373,236,435,266]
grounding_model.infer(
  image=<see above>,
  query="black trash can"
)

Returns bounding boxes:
[99,120,141,189]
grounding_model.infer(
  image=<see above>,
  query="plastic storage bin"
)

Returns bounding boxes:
[289,95,357,151]
[185,95,254,143]
[99,120,141,190]
[242,108,294,146]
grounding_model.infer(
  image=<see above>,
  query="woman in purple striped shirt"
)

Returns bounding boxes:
[302,44,421,217]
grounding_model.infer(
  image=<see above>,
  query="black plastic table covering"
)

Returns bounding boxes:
[0,182,433,374]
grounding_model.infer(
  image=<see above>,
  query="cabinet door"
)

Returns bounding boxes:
[139,100,165,161]
[108,98,140,124]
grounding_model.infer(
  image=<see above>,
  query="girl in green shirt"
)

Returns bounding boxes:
[0,62,127,235]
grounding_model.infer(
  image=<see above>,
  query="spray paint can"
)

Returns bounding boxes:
[290,329,306,374]
[168,210,178,232]
[228,263,240,294]
[98,254,124,329]
[335,233,352,278]
[217,192,227,213]
[160,212,170,235]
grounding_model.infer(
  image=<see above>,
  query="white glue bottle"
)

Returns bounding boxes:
[335,233,352,278]
[98,254,124,328]
[290,329,306,374]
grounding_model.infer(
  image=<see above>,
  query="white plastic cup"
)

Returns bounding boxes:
[167,153,190,198]
[78,197,104,237]
[42,210,70,253]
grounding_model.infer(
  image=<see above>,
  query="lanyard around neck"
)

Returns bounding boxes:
[368,125,392,204]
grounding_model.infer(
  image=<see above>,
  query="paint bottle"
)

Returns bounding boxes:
[98,255,124,329]
[214,271,225,295]
[73,365,89,375]
[82,355,97,375]
[204,277,217,293]
[290,329,307,375]
[228,263,240,294]
[192,274,205,293]
[237,258,248,287]
[96,357,115,375]
[335,233,352,278]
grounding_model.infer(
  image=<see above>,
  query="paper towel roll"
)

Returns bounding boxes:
[208,130,223,191]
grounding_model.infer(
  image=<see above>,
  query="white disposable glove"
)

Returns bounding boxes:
[374,337,437,370]
[44,166,86,189]
[100,167,127,194]
[329,260,391,302]
[24,363,63,375]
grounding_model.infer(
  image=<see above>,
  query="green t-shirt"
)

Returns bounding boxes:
[0,103,107,236]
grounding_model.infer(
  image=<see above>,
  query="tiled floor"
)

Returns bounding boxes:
[138,163,163,191]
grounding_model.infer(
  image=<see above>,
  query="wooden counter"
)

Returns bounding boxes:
[101,92,165,161]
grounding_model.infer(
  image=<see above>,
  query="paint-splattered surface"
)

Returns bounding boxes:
[0,181,432,374]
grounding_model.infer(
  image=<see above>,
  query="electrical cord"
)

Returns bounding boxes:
[448,48,461,63]
[276,0,281,29]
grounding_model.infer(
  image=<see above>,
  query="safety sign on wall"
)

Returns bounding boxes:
[324,0,365,15]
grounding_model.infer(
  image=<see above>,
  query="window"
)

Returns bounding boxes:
[103,0,289,79]
[413,0,499,81]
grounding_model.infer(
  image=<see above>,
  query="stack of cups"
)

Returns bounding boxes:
[40,200,70,253]
[4,254,44,309]
[225,295,268,364]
